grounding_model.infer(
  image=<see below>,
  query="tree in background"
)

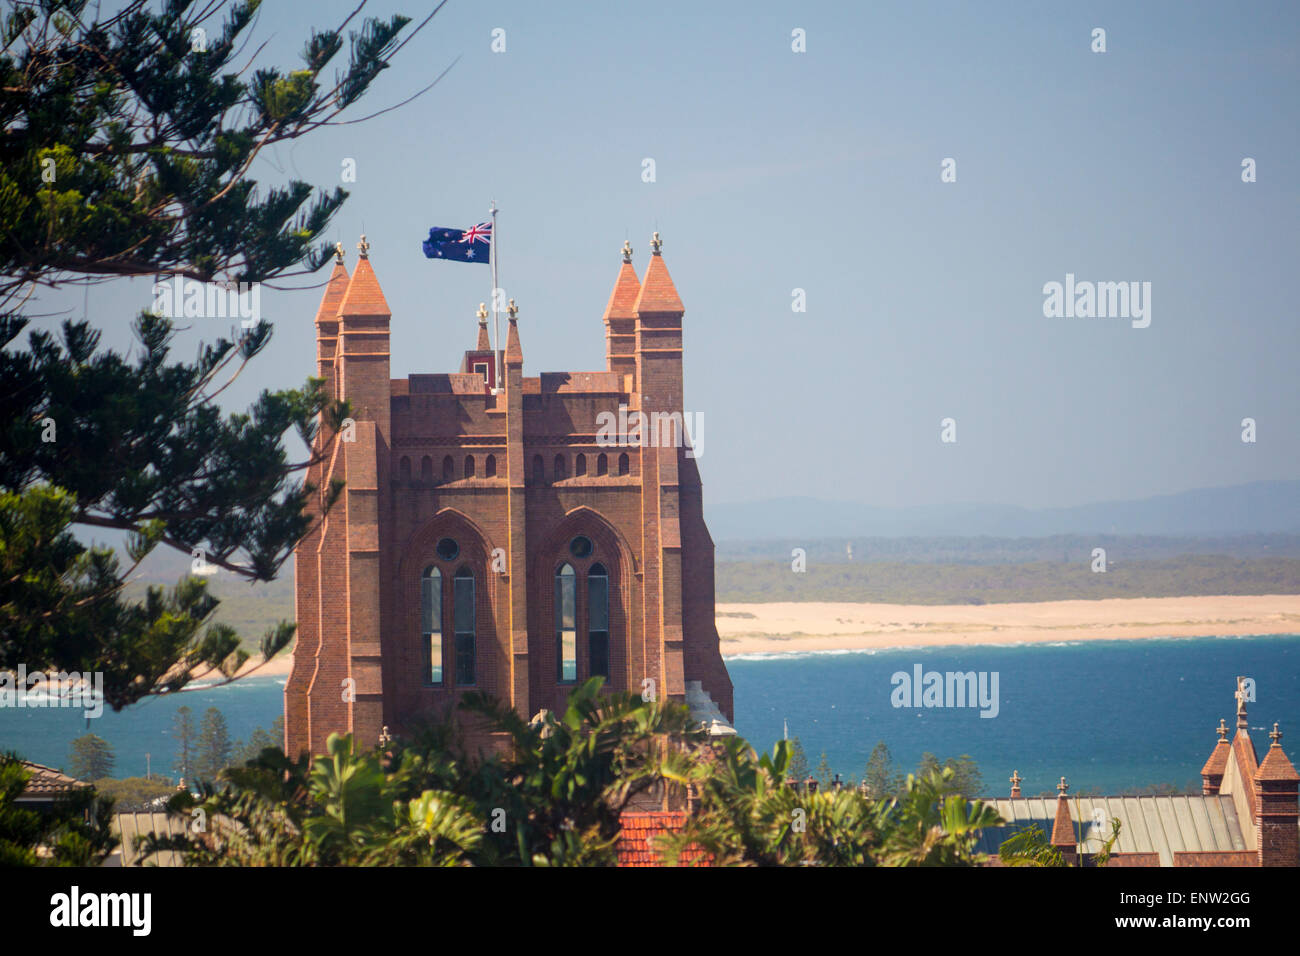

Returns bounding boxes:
[0,0,444,709]
[786,735,810,782]
[232,714,285,765]
[171,705,196,782]
[195,707,232,780]
[67,732,114,781]
[942,754,983,800]
[814,751,834,789]
[863,741,901,798]
[917,752,941,779]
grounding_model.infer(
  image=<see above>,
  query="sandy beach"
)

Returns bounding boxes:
[715,594,1300,657]
[231,594,1300,677]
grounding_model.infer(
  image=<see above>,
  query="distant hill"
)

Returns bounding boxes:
[705,480,1300,542]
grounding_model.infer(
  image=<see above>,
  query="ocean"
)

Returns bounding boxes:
[3,634,1297,796]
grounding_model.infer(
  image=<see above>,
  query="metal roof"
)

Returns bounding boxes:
[973,795,1248,866]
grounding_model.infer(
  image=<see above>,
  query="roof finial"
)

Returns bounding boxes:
[476,302,489,326]
[1235,676,1249,730]
[1057,775,1069,795]
[507,298,519,323]
[650,231,662,255]
[357,233,370,259]
[1216,718,1228,740]
[1009,770,1022,797]
[621,239,633,263]
[334,241,345,264]
[1271,722,1283,746]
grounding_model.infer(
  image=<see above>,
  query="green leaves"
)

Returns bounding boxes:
[1,0,434,288]
[0,753,118,866]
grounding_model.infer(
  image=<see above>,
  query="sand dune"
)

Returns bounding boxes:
[715,594,1300,657]
[226,594,1300,678]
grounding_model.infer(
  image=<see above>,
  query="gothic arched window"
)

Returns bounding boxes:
[596,453,608,477]
[421,456,433,483]
[453,566,475,686]
[554,454,567,481]
[485,454,497,478]
[618,453,630,476]
[588,563,609,678]
[555,563,576,683]
[442,455,454,481]
[575,453,587,477]
[421,566,442,685]
[464,454,476,478]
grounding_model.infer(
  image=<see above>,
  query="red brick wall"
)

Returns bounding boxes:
[288,254,734,754]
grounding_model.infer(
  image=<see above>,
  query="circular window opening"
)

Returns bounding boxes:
[436,537,460,561]
[569,535,593,559]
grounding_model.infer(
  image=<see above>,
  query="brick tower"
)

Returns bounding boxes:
[284,234,734,756]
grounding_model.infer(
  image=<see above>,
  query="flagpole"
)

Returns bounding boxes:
[489,200,500,391]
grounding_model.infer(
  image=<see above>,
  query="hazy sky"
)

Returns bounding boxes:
[27,1,1300,509]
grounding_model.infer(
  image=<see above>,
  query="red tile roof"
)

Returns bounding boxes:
[315,260,349,325]
[633,253,683,315]
[603,261,641,322]
[616,811,712,867]
[18,761,90,796]
[1255,741,1300,783]
[338,256,391,317]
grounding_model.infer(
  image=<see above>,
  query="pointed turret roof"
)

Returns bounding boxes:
[1256,724,1300,783]
[476,303,491,351]
[504,298,523,367]
[1050,776,1076,848]
[1201,719,1231,778]
[632,232,683,315]
[603,241,641,322]
[315,246,350,324]
[337,234,391,316]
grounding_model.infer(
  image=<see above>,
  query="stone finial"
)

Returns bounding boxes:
[507,298,519,322]
[1009,770,1022,797]
[650,231,662,255]
[476,302,489,325]
[621,239,633,263]
[334,241,345,264]
[1271,722,1283,746]
[357,234,370,259]
[1217,718,1229,740]
[1236,676,1249,730]
[379,725,392,747]
[1057,775,1069,795]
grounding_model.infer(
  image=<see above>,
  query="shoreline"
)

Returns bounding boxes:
[715,594,1300,658]
[221,594,1300,678]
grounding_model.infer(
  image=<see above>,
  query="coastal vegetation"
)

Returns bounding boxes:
[0,0,437,708]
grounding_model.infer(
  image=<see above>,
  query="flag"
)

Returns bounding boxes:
[422,222,492,263]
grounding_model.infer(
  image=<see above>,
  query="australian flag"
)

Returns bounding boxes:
[422,222,492,263]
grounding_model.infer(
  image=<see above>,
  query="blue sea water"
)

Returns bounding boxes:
[3,635,1297,796]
